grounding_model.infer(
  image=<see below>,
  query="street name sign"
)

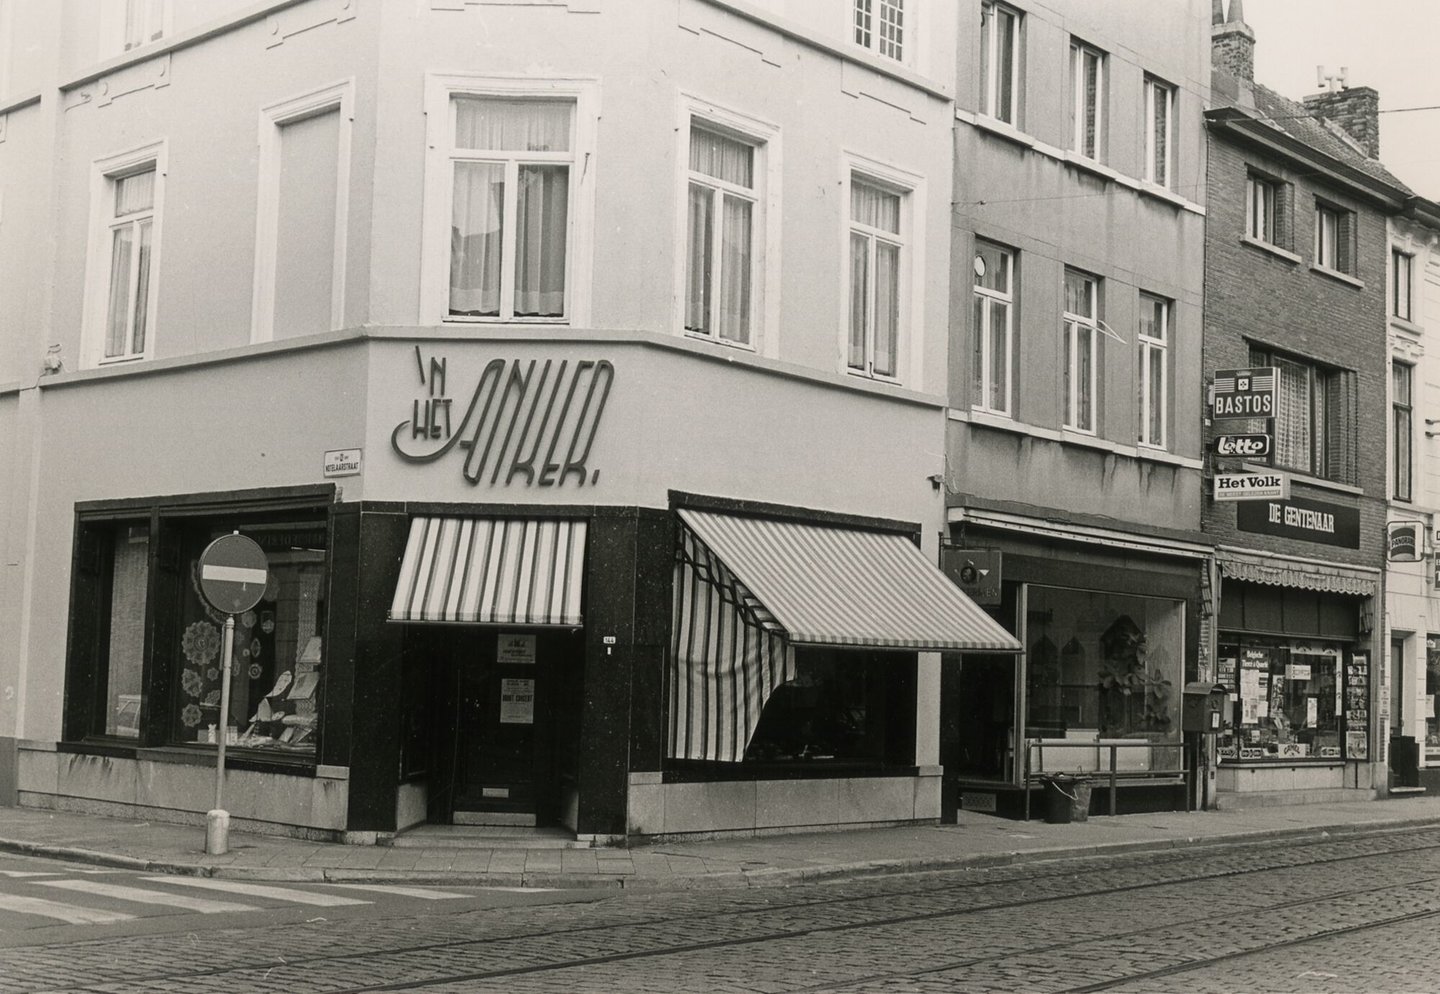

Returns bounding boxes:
[1212,367,1276,419]
[1214,472,1289,502]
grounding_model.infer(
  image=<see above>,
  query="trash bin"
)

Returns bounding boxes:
[1040,774,1092,824]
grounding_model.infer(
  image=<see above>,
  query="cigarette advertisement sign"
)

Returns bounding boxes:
[1212,367,1277,419]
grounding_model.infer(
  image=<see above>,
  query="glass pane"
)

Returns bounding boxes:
[1139,294,1166,340]
[132,220,152,355]
[874,241,900,376]
[1064,271,1092,317]
[105,226,135,358]
[690,128,754,188]
[514,164,569,317]
[878,0,903,60]
[114,169,155,217]
[1077,325,1093,430]
[1150,82,1169,185]
[718,195,752,343]
[1148,343,1165,444]
[853,0,871,47]
[104,526,149,738]
[851,179,900,234]
[449,161,504,317]
[974,241,1009,293]
[980,5,992,114]
[1394,362,1412,405]
[1274,357,1312,472]
[848,232,869,370]
[988,298,1008,411]
[996,9,1015,121]
[1396,405,1413,499]
[685,183,714,333]
[1063,320,1073,423]
[972,293,986,402]
[453,97,572,152]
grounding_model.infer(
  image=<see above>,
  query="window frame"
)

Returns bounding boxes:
[852,0,906,63]
[99,0,171,58]
[1249,345,1358,485]
[250,79,355,345]
[1061,267,1100,435]
[1137,292,1170,450]
[980,1,1021,126]
[972,239,1015,417]
[81,140,167,368]
[1068,38,1106,162]
[1246,171,1283,247]
[1143,75,1174,188]
[1392,248,1414,322]
[420,73,599,327]
[840,155,924,385]
[1314,200,1354,274]
[1394,359,1414,502]
[674,94,781,355]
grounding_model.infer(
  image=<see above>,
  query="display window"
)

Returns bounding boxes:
[1216,637,1344,761]
[66,500,329,763]
[1024,586,1184,743]
[1426,638,1440,760]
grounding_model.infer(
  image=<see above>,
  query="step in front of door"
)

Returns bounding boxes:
[392,824,590,850]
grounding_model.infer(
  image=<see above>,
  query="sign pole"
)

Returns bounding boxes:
[207,614,235,855]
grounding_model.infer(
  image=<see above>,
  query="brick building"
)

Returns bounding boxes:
[1203,1,1413,801]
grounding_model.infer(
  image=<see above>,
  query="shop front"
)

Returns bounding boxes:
[1213,548,1379,798]
[942,509,1208,819]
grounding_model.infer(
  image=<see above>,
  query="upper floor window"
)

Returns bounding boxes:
[447,96,574,321]
[847,176,905,379]
[83,142,166,367]
[972,240,1014,416]
[1069,40,1105,161]
[854,0,905,61]
[1062,268,1099,433]
[100,0,170,57]
[1314,200,1355,275]
[1394,360,1413,501]
[685,126,758,345]
[1246,171,1290,249]
[1137,293,1169,448]
[1251,347,1358,486]
[1143,76,1173,187]
[980,2,1020,125]
[1393,249,1414,321]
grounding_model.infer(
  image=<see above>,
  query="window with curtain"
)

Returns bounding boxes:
[685,125,757,345]
[448,96,573,321]
[103,525,150,738]
[104,166,156,360]
[1137,293,1169,448]
[122,0,166,51]
[1144,76,1173,187]
[1062,268,1099,433]
[1069,40,1105,160]
[847,176,904,379]
[1393,249,1414,321]
[1246,172,1287,247]
[1315,201,1354,274]
[1394,360,1413,501]
[854,0,904,61]
[972,240,1014,415]
[980,2,1020,125]
[1250,346,1358,485]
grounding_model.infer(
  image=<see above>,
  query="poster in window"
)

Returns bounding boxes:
[1343,653,1369,761]
[497,634,536,665]
[499,678,535,725]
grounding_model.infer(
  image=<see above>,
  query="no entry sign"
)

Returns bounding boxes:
[198,533,269,615]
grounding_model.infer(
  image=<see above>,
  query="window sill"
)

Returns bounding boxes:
[1240,236,1302,265]
[1239,461,1363,496]
[953,408,1204,470]
[1061,150,1118,184]
[1390,315,1425,337]
[1136,180,1190,211]
[970,114,1035,149]
[444,315,570,325]
[1310,264,1364,289]
[135,744,319,776]
[683,330,756,354]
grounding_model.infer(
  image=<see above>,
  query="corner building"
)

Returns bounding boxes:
[0,1,1019,844]
[943,0,1211,817]
[1202,3,1409,802]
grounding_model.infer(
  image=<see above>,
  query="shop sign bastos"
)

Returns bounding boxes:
[1211,367,1277,419]
[392,347,613,488]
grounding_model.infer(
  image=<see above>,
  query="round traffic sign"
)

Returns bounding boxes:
[198,533,269,615]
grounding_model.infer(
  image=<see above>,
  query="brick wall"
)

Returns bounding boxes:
[1202,134,1389,570]
[1303,87,1381,159]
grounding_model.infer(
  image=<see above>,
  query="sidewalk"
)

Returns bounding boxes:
[1,797,1438,891]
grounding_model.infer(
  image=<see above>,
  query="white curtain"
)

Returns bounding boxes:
[718,196,751,342]
[449,162,504,316]
[515,165,568,317]
[684,184,713,332]
[105,227,134,357]
[874,241,899,376]
[454,98,571,153]
[848,232,869,369]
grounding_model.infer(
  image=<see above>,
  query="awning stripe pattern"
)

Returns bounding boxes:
[676,509,1022,651]
[1217,552,1376,598]
[389,517,586,625]
[669,528,794,764]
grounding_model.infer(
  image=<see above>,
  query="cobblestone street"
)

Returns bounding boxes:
[3,826,1439,993]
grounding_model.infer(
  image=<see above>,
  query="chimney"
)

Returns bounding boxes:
[1303,85,1381,158]
[1212,0,1255,82]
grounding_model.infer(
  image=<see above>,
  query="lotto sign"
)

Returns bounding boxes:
[1212,367,1277,419]
[198,534,269,615]
[1213,433,1272,458]
[1214,473,1289,502]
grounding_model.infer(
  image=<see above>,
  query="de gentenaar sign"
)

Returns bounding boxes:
[1236,496,1361,549]
[391,347,614,488]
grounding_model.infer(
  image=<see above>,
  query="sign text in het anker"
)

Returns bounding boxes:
[1212,392,1274,417]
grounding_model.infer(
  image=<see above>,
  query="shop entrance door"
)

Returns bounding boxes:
[427,629,583,827]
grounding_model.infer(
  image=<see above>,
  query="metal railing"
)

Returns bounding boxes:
[1023,738,1189,820]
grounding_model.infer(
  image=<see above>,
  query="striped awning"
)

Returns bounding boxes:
[1217,549,1376,598]
[677,508,1020,652]
[388,517,586,625]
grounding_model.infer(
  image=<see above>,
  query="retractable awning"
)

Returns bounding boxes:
[388,517,586,625]
[677,508,1020,652]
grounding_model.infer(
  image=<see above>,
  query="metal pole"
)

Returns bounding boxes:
[206,615,235,855]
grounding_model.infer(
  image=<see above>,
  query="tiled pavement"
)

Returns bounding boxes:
[1,795,1438,890]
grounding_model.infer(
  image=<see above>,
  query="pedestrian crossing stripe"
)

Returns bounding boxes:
[0,892,135,925]
[328,883,468,900]
[39,879,255,914]
[141,877,370,907]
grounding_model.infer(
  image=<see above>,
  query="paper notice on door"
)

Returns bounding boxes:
[500,678,535,725]
[1427,695,1436,719]
[1306,697,1318,727]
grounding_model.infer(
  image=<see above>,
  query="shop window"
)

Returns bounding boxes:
[731,649,914,768]
[1427,638,1440,760]
[1216,639,1343,761]
[66,505,328,761]
[1025,586,1183,742]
